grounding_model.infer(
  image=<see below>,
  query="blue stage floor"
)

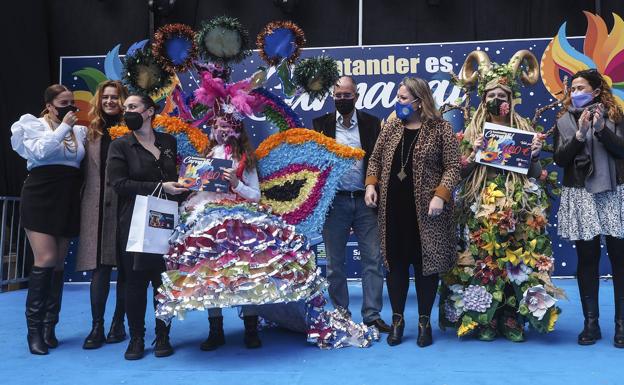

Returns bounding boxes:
[0,280,622,385]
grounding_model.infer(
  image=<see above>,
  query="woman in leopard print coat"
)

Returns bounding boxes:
[365,77,460,347]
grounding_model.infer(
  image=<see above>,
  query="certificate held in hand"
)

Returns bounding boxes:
[178,156,234,193]
[475,122,536,175]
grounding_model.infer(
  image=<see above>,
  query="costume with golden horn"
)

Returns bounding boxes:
[438,50,564,341]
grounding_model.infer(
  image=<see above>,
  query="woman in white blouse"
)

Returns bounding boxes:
[11,84,87,355]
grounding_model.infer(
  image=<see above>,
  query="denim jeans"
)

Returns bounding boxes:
[322,194,384,322]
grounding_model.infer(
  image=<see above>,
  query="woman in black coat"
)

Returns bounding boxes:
[106,93,187,360]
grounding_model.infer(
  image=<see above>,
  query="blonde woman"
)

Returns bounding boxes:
[365,77,460,347]
[76,80,129,349]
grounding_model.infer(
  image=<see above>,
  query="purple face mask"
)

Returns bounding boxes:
[571,91,595,108]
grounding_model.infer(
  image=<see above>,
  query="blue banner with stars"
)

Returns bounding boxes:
[60,36,613,282]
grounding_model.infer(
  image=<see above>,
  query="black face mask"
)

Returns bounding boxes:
[486,98,509,117]
[54,105,78,121]
[124,111,145,131]
[335,98,355,116]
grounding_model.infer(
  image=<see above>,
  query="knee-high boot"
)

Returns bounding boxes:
[25,267,54,355]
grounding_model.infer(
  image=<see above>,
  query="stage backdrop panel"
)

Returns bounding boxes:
[60,37,613,282]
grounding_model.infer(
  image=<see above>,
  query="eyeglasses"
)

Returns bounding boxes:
[333,93,355,100]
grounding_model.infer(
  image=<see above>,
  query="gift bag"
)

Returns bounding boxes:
[126,184,178,254]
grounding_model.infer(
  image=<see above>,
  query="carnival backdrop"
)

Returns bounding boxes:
[59,12,624,282]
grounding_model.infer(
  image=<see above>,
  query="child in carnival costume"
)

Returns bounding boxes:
[439,50,565,341]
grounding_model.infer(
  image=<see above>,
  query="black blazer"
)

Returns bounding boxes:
[312,110,381,185]
[106,131,178,271]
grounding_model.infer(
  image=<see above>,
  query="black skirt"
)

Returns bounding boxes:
[20,165,83,237]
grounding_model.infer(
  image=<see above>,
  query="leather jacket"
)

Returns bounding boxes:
[554,111,624,188]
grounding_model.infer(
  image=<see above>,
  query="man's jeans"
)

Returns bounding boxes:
[322,194,384,322]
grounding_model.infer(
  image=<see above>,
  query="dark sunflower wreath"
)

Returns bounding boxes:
[196,16,250,64]
[152,23,198,73]
[122,47,173,95]
[293,55,339,100]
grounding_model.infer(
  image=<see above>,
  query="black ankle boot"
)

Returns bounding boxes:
[200,316,225,351]
[25,266,54,355]
[243,315,262,349]
[42,270,64,348]
[387,313,405,346]
[106,315,127,343]
[83,320,105,349]
[615,297,624,348]
[124,336,145,360]
[417,315,433,347]
[578,295,601,345]
[615,319,624,348]
[153,320,173,357]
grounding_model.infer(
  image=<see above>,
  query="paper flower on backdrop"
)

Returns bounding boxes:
[541,11,624,108]
[293,55,340,101]
[107,114,209,161]
[196,16,250,64]
[257,21,306,66]
[152,23,198,73]
[255,129,365,236]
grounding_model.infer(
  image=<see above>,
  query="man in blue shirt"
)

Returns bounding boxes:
[313,76,390,333]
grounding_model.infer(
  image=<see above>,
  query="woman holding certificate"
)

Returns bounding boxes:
[554,69,624,348]
[106,93,187,360]
[176,106,264,352]
[439,50,563,342]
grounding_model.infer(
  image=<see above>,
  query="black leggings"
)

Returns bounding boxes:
[121,253,164,337]
[386,232,439,317]
[89,264,125,323]
[576,235,624,318]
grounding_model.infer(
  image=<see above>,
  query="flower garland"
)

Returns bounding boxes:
[107,114,209,157]
[255,128,364,236]
[255,128,365,160]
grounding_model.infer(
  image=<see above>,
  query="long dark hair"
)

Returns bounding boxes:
[205,119,257,172]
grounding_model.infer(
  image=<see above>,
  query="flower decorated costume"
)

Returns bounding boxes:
[439,50,564,341]
[109,18,377,349]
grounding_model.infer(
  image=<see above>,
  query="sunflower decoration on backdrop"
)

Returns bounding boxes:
[541,11,624,109]
[438,49,565,342]
[293,55,340,101]
[196,16,251,64]
[122,45,174,99]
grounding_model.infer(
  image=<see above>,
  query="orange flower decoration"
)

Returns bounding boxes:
[108,114,209,155]
[255,128,365,160]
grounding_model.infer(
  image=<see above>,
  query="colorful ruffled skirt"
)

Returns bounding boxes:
[156,200,378,348]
